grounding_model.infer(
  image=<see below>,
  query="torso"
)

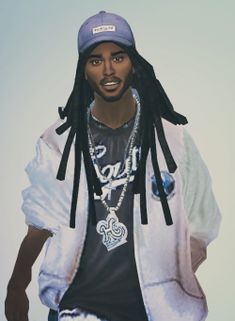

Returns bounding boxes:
[59,113,148,321]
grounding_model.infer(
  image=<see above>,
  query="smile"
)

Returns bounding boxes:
[103,81,120,86]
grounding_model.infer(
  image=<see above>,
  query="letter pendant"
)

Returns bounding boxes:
[96,210,128,251]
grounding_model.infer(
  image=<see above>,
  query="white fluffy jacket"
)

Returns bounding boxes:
[22,118,221,321]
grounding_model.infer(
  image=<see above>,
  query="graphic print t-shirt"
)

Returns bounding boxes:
[60,114,148,321]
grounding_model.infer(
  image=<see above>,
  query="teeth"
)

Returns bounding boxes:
[104,82,119,86]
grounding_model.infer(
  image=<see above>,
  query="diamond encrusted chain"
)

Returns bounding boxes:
[87,93,141,213]
[87,94,141,251]
[88,94,140,182]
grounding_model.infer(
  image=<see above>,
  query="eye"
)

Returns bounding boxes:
[89,58,102,66]
[113,55,125,63]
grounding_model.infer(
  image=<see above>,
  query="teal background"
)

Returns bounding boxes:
[1,1,234,320]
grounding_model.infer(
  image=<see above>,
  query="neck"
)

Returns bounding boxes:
[91,88,136,129]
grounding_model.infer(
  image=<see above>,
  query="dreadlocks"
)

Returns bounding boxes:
[55,44,188,228]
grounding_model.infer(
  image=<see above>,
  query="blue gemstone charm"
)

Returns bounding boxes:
[151,171,175,200]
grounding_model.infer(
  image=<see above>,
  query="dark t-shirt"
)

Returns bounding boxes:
[60,114,148,321]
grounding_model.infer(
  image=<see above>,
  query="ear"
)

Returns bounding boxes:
[84,72,88,80]
[132,66,135,74]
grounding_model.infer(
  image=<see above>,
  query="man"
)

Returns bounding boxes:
[5,11,221,321]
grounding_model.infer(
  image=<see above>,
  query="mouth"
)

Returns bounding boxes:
[103,81,120,86]
[101,80,121,91]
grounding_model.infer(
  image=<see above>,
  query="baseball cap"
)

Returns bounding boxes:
[78,11,136,54]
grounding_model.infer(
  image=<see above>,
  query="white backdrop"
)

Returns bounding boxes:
[1,1,234,320]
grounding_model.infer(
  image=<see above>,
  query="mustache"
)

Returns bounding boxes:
[100,77,121,85]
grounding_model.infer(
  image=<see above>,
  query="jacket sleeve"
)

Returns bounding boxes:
[21,136,73,234]
[179,128,221,271]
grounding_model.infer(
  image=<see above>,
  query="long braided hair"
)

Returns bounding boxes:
[55,43,188,228]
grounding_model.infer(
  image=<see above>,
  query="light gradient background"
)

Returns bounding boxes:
[1,1,234,320]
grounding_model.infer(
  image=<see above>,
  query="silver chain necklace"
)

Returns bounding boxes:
[88,98,139,181]
[87,94,141,251]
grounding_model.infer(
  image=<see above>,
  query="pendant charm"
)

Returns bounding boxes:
[96,210,128,251]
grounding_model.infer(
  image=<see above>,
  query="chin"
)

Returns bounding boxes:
[98,86,132,103]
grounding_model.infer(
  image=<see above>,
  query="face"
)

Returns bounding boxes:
[84,42,134,102]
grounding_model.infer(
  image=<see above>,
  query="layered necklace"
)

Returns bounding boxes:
[87,94,141,251]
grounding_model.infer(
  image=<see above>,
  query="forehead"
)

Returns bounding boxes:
[88,42,126,56]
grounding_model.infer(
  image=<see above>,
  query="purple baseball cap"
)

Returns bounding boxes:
[78,11,136,54]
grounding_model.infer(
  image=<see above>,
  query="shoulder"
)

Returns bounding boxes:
[161,119,203,167]
[39,118,70,156]
[161,118,186,162]
[162,118,184,139]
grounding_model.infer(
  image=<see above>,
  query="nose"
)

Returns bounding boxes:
[103,59,115,76]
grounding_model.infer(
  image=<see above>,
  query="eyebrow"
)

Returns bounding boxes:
[87,50,127,59]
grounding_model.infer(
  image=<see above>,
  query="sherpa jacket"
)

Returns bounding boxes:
[22,118,221,321]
